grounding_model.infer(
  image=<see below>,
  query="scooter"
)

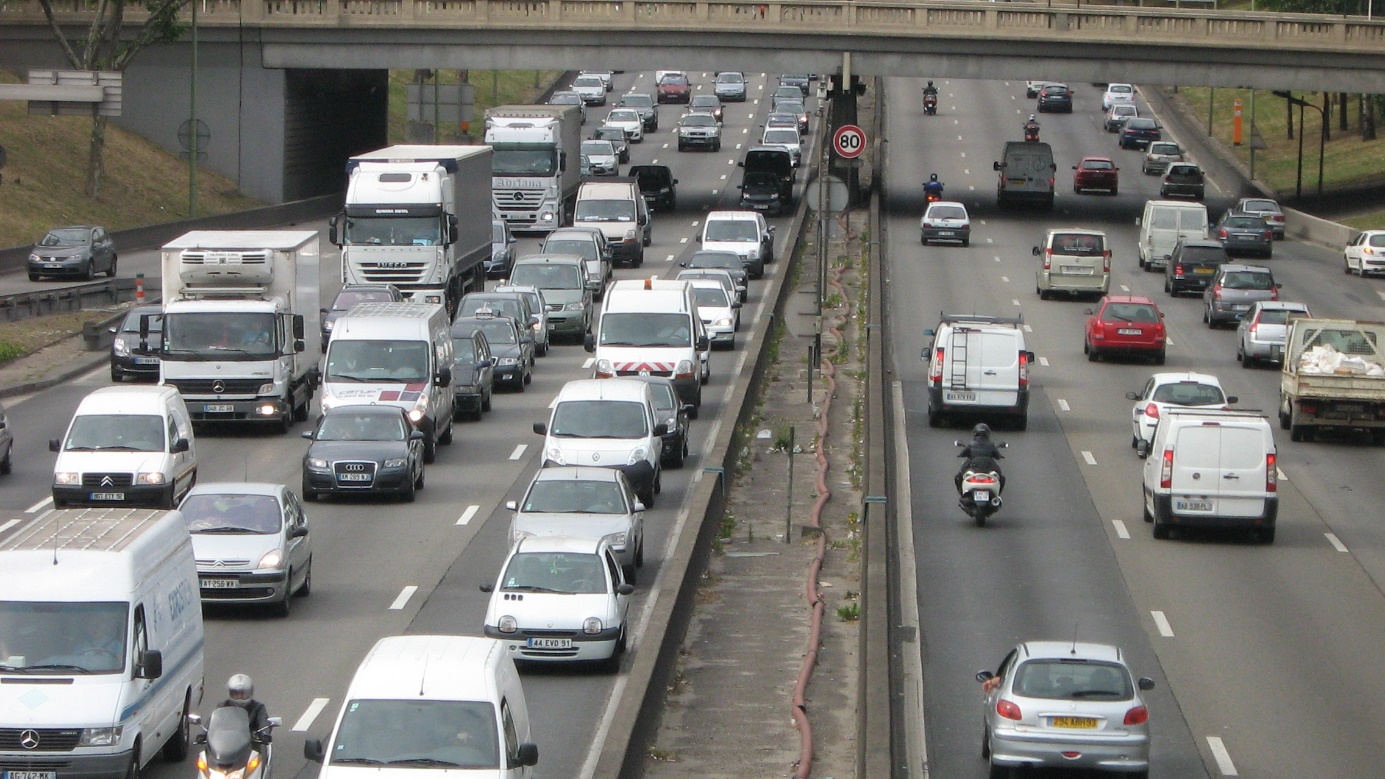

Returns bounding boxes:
[924,179,945,204]
[955,440,1007,527]
[923,92,938,115]
[1023,121,1041,143]
[190,708,282,779]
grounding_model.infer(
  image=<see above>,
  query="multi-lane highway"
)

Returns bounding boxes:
[0,71,816,779]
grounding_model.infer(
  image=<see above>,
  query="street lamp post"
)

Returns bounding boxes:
[1272,90,1326,202]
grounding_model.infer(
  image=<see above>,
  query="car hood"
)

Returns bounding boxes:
[0,676,122,726]
[30,245,88,258]
[319,766,510,779]
[488,591,622,627]
[489,343,524,361]
[190,532,283,566]
[513,512,634,539]
[307,440,410,462]
[55,450,171,474]
[546,438,650,466]
[538,288,583,305]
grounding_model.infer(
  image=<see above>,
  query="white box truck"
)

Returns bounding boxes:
[0,508,205,779]
[158,230,320,432]
[332,145,493,316]
[485,105,583,233]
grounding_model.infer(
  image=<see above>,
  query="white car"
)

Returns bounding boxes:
[1103,82,1136,111]
[1025,80,1049,98]
[676,268,738,301]
[759,126,802,167]
[1126,371,1235,447]
[604,108,645,142]
[688,279,740,349]
[1343,229,1385,276]
[508,466,645,581]
[481,535,634,670]
[580,139,620,177]
[919,200,971,246]
[572,74,608,106]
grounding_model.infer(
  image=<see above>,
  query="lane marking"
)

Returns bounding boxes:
[509,444,527,460]
[1081,450,1097,465]
[1151,610,1174,637]
[1206,736,1239,775]
[456,505,480,526]
[720,174,728,180]
[664,254,675,262]
[735,143,743,150]
[0,519,20,534]
[1377,290,1385,302]
[1022,324,1033,333]
[1011,298,1021,306]
[993,256,1001,263]
[711,189,719,195]
[583,357,595,369]
[1276,466,1287,481]
[292,698,330,732]
[680,237,689,244]
[1120,284,1131,292]
[1038,356,1050,367]
[389,585,418,610]
[1113,519,1130,539]
[651,157,660,163]
[660,143,669,149]
[1057,399,1070,411]
[1325,532,1349,552]
[25,497,52,514]
[1000,275,1010,283]
[1166,337,1175,346]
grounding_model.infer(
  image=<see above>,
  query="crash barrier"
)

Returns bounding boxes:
[0,277,146,323]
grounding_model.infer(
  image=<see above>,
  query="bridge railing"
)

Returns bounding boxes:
[3,0,1384,53]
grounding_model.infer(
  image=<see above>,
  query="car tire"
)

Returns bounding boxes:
[274,575,293,617]
[439,420,453,445]
[111,367,124,382]
[921,234,928,246]
[401,474,417,503]
[927,406,942,427]
[1111,187,1118,195]
[0,447,10,475]
[298,559,312,596]
[124,745,140,779]
[988,761,1011,779]
[106,255,118,278]
[302,482,318,502]
[1154,349,1166,365]
[28,272,40,281]
[423,436,436,464]
[83,260,95,281]
[962,238,970,247]
[1038,288,1050,300]
[1152,520,1170,540]
[482,389,492,413]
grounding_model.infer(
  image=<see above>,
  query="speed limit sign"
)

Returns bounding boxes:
[833,124,866,159]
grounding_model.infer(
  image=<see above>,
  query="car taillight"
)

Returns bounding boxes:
[929,347,943,385]
[1218,228,1229,239]
[1043,249,1052,271]
[1103,250,1111,273]
[923,222,933,228]
[1160,449,1173,489]
[1124,705,1149,726]
[1173,263,1184,276]
[1270,286,1279,301]
[1264,231,1273,241]
[1266,452,1277,492]
[997,700,1022,721]
[1144,403,1160,419]
[1211,284,1223,299]
[1018,351,1029,388]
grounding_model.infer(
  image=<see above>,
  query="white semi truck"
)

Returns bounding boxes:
[157,230,320,432]
[332,145,492,316]
[485,105,583,233]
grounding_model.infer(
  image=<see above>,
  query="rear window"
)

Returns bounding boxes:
[1102,303,1160,322]
[1242,199,1278,212]
[1257,310,1291,325]
[1081,159,1115,170]
[1369,234,1385,248]
[1182,246,1226,263]
[1051,233,1104,254]
[1220,271,1275,290]
[928,205,968,221]
[1224,216,1265,229]
[1012,660,1132,701]
[1152,382,1225,405]
[1149,143,1180,155]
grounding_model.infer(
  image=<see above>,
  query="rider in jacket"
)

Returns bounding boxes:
[924,173,945,199]
[922,80,938,99]
[956,423,1005,494]
[220,674,272,744]
[1024,114,1040,139]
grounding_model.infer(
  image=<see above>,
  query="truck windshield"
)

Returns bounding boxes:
[599,312,692,347]
[62,414,165,452]
[164,312,277,359]
[0,601,128,675]
[325,340,431,383]
[492,146,559,177]
[328,699,499,769]
[343,215,440,247]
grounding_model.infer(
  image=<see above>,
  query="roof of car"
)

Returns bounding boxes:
[1101,294,1157,305]
[1018,640,1124,663]
[1149,371,1221,385]
[514,534,609,555]
[322,404,409,418]
[185,482,286,498]
[1251,301,1308,311]
[556,377,652,403]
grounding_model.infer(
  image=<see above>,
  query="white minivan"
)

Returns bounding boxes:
[1137,408,1278,543]
[534,379,666,506]
[1138,199,1208,271]
[304,635,538,778]
[50,384,197,509]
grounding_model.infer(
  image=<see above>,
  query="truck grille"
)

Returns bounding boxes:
[0,759,73,770]
[81,473,133,487]
[0,728,83,751]
[166,378,264,395]
[495,190,543,210]
[355,261,429,285]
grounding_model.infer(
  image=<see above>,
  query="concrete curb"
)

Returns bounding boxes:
[0,348,107,399]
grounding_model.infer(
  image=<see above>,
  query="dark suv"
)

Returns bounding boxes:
[1037,83,1073,113]
[1160,163,1206,200]
[1204,264,1281,328]
[1164,239,1228,297]
[629,164,678,213]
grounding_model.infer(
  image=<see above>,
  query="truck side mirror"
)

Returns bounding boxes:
[328,215,342,246]
[292,314,305,340]
[447,214,459,244]
[171,437,190,454]
[514,743,540,768]
[993,161,1002,171]
[134,649,163,680]
[697,335,709,351]
[1135,439,1151,459]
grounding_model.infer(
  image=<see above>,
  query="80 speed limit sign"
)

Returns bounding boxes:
[833,124,866,159]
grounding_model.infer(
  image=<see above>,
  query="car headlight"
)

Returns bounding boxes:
[676,359,694,374]
[602,531,628,548]
[258,549,285,570]
[545,445,568,465]
[715,317,734,328]
[628,446,648,465]
[78,726,122,747]
[28,252,39,262]
[624,229,637,241]
[583,617,604,634]
[407,393,429,423]
[565,301,584,311]
[113,336,130,357]
[498,615,518,633]
[384,457,408,468]
[136,472,167,485]
[319,395,337,413]
[499,357,519,365]
[257,383,275,396]
[306,458,328,469]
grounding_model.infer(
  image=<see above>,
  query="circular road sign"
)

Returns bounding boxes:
[833,124,866,159]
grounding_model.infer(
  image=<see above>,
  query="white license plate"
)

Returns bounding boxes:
[6,771,58,779]
[936,231,954,236]
[1176,499,1214,512]
[89,492,124,501]
[945,391,977,402]
[1117,328,1142,336]
[972,490,990,501]
[1061,266,1093,275]
[134,357,159,365]
[204,404,234,413]
[338,473,371,482]
[46,264,63,270]
[527,637,572,649]
[201,579,237,589]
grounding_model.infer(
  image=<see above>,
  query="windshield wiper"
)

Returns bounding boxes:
[194,526,253,534]
[387,759,462,767]
[327,373,375,382]
[204,346,254,355]
[16,664,96,674]
[330,758,386,766]
[503,584,565,593]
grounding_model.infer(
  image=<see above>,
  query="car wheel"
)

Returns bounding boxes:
[273,575,293,617]
[1038,289,1050,300]
[1345,258,1355,274]
[523,364,532,385]
[401,474,417,503]
[601,627,627,673]
[962,238,970,247]
[921,234,928,245]
[0,447,10,475]
[416,464,425,490]
[111,367,124,382]
[301,481,318,502]
[1154,349,1166,365]
[623,562,637,585]
[439,420,454,445]
[1152,520,1170,540]
[1111,187,1118,195]
[927,406,942,427]
[981,726,991,760]
[423,435,437,464]
[28,272,40,281]
[298,558,312,596]
[481,388,492,413]
[988,761,1011,779]
[83,260,95,281]
[106,255,118,278]
[124,745,140,779]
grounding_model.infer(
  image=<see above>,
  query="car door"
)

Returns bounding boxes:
[92,228,113,271]
[604,549,630,622]
[1131,377,1156,434]
[477,333,494,389]
[1214,425,1271,518]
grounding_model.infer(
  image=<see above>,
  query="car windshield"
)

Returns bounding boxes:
[551,399,648,438]
[332,289,396,311]
[460,298,523,321]
[325,339,431,383]
[1128,119,1157,129]
[705,221,759,242]
[511,263,584,290]
[543,239,598,260]
[645,382,676,412]
[594,128,623,142]
[1012,660,1132,701]
[621,94,653,107]
[609,110,638,123]
[1110,85,1133,94]
[1168,166,1201,177]
[660,75,689,86]
[692,97,718,108]
[502,552,608,594]
[694,286,730,307]
[452,337,477,362]
[928,206,968,221]
[1221,271,1275,290]
[316,411,407,442]
[575,199,635,222]
[1152,382,1226,405]
[39,228,90,246]
[62,414,164,452]
[581,141,615,157]
[523,479,627,514]
[0,601,127,675]
[183,493,281,534]
[683,114,716,127]
[716,73,743,84]
[473,320,518,345]
[119,310,163,333]
[327,699,499,769]
[1102,303,1159,323]
[1255,309,1300,325]
[599,312,693,347]
[574,76,603,89]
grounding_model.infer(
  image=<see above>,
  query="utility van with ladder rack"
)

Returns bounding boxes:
[922,314,1035,430]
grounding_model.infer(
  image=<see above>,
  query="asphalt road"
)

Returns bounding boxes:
[883,77,1385,777]
[0,70,817,779]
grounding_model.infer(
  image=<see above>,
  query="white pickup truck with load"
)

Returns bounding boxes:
[158,230,320,432]
[485,104,583,233]
[1279,318,1385,443]
[332,145,492,316]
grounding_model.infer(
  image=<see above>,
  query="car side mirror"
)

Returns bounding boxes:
[617,583,636,595]
[1031,246,1041,256]
[1227,396,1239,404]
[108,325,118,334]
[435,366,452,387]
[1072,165,1078,171]
[653,423,669,437]
[696,335,709,351]
[1135,439,1152,459]
[738,161,746,168]
[1276,283,1283,289]
[409,431,426,441]
[993,161,1002,171]
[1026,351,1036,363]
[49,438,61,452]
[134,649,163,679]
[633,501,647,512]
[1125,391,1140,401]
[304,739,325,763]
[1138,677,1155,691]
[731,300,741,309]
[514,742,540,769]
[171,437,190,454]
[480,582,494,593]
[695,235,701,243]
[768,225,776,234]
[1083,308,1095,315]
[533,422,548,435]
[975,670,995,683]
[290,525,309,539]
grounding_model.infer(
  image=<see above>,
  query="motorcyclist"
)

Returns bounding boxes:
[219,674,272,744]
[955,423,1005,494]
[1023,114,1040,139]
[922,80,938,99]
[924,173,945,199]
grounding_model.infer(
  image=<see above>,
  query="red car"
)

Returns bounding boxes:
[1084,295,1166,364]
[1072,156,1119,195]
[657,73,691,104]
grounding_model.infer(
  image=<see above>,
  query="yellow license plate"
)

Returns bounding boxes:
[1052,716,1098,729]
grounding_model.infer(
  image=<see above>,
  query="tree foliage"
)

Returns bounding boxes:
[1259,0,1368,12]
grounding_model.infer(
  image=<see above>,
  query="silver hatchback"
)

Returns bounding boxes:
[1204,263,1281,328]
[1237,300,1310,367]
[977,641,1154,776]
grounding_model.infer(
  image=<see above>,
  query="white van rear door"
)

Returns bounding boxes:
[944,330,1019,407]
[1169,424,1221,515]
[1213,426,1269,517]
[1170,423,1266,517]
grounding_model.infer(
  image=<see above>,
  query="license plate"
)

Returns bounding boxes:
[1233,304,1249,310]
[89,492,124,501]
[201,579,237,589]
[204,404,234,413]
[134,357,159,365]
[945,391,976,402]
[1117,328,1142,336]
[6,771,58,779]
[1060,266,1092,275]
[1007,178,1026,184]
[1176,499,1214,512]
[527,637,572,649]
[1336,403,1364,413]
[1194,267,1215,274]
[937,231,954,236]
[972,490,990,501]
[338,473,371,482]
[47,264,63,270]
[1052,716,1098,729]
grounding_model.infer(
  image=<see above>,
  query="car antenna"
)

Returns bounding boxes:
[1070,623,1081,655]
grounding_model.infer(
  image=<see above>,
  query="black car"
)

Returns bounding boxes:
[1036,83,1073,113]
[458,291,538,340]
[301,405,425,502]
[779,74,811,96]
[617,92,659,132]
[456,311,533,390]
[322,284,404,350]
[628,375,692,469]
[449,324,495,421]
[681,251,750,301]
[1119,118,1162,150]
[738,171,786,216]
[28,225,117,281]
[629,165,678,213]
[1165,239,1229,297]
[109,305,162,382]
[488,219,517,278]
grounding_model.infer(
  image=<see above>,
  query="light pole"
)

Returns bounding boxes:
[188,0,198,218]
[1272,90,1326,202]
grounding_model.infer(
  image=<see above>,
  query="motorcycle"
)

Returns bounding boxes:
[923,92,938,115]
[1023,121,1041,143]
[924,178,945,204]
[190,708,282,779]
[955,440,1007,527]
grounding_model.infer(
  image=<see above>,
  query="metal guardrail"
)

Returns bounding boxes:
[0,277,154,323]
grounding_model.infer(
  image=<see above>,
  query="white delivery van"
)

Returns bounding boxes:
[304,635,538,778]
[586,278,709,414]
[0,508,205,779]
[534,378,667,506]
[699,210,774,278]
[921,314,1035,430]
[1138,408,1278,543]
[573,179,650,267]
[1137,199,1208,271]
[50,385,198,509]
[320,302,455,463]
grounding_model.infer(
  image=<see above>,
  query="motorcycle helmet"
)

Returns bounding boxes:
[926,80,934,88]
[971,423,991,439]
[929,173,939,182]
[228,674,254,702]
[1028,114,1036,122]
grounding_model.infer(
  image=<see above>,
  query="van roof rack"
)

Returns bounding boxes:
[938,313,1024,327]
[1164,407,1267,418]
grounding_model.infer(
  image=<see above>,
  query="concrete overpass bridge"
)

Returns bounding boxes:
[3,0,1382,202]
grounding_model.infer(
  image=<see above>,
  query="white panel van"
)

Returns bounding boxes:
[0,508,205,779]
[586,279,709,413]
[573,180,650,267]
[922,314,1035,430]
[1137,199,1209,271]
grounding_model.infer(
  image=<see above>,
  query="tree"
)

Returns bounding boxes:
[38,0,189,199]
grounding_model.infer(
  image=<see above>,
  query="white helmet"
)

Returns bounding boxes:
[228,673,254,702]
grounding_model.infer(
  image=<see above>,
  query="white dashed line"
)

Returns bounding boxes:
[1151,610,1174,637]
[1022,324,1033,333]
[720,174,727,180]
[661,143,669,149]
[1057,399,1070,411]
[1001,276,1010,283]
[292,698,330,732]
[711,189,719,195]
[691,220,701,227]
[735,143,743,150]
[1112,519,1130,539]
[1039,356,1050,367]
[1326,533,1349,552]
[509,444,527,460]
[0,519,20,534]
[680,237,689,244]
[1012,299,1021,306]
[1081,450,1097,465]
[993,256,1001,262]
[651,158,659,163]
[1206,736,1239,775]
[389,585,418,610]
[456,505,480,526]
[1276,467,1287,481]
[583,357,595,369]
[1120,284,1131,292]
[1377,290,1385,302]
[25,497,52,514]
[1166,338,1175,346]
[664,254,675,262]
